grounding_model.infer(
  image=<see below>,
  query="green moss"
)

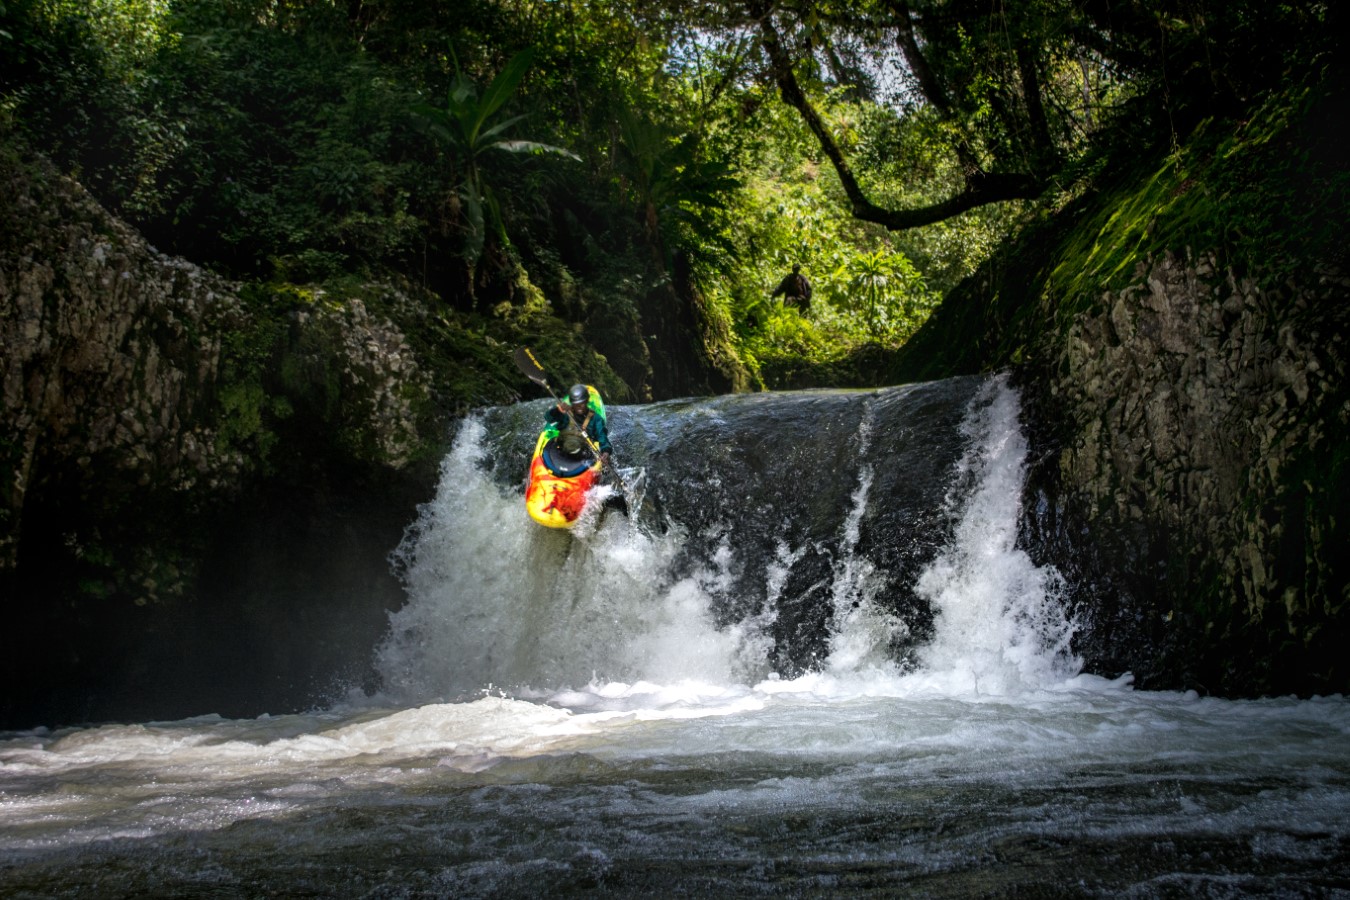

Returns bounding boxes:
[215,381,284,461]
[213,287,293,468]
[1046,74,1347,327]
[1047,155,1203,314]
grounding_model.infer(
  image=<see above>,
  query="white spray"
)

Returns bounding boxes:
[912,374,1080,694]
[374,418,743,703]
[824,399,908,676]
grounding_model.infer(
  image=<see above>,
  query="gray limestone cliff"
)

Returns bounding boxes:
[2,153,436,567]
[3,158,241,568]
[1025,251,1349,694]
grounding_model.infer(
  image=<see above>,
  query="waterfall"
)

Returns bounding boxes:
[375,421,748,699]
[9,376,1346,900]
[912,374,1081,693]
[822,398,908,676]
[375,373,1079,702]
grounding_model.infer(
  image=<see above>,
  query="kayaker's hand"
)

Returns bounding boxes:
[600,451,612,467]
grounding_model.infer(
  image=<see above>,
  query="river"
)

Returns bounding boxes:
[2,376,1347,896]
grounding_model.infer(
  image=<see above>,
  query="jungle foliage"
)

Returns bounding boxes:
[0,0,1339,397]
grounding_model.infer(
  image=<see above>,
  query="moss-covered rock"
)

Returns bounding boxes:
[1037,251,1349,695]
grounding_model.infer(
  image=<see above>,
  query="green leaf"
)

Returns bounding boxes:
[491,139,581,161]
[470,49,535,144]
[476,113,530,146]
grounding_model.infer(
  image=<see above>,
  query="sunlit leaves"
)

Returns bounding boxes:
[691,80,999,381]
[612,101,741,267]
[837,248,932,338]
[38,0,176,75]
[13,0,1323,389]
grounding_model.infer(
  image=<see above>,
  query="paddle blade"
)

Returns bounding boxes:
[513,347,551,389]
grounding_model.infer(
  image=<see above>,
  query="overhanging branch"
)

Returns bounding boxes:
[756,9,1042,231]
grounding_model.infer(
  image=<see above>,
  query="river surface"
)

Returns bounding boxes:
[2,377,1348,896]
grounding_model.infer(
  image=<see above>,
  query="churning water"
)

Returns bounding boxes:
[2,376,1348,896]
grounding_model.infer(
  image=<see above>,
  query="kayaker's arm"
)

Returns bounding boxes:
[589,413,612,455]
[543,403,569,433]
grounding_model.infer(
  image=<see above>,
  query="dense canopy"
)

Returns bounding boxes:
[0,0,1338,394]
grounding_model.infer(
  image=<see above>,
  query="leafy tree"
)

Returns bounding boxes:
[0,0,181,210]
[741,0,1047,232]
[6,0,1332,397]
[636,0,1334,242]
[137,3,428,277]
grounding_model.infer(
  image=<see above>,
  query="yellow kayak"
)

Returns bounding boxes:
[525,430,602,528]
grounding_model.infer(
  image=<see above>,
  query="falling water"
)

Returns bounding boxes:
[2,375,1347,896]
[374,374,1078,702]
[914,376,1079,694]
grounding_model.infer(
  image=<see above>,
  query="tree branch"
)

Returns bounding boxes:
[1017,41,1060,169]
[889,0,952,117]
[755,8,1042,232]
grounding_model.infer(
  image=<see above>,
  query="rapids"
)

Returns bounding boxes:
[2,375,1347,896]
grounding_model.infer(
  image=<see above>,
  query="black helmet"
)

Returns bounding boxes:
[568,384,589,405]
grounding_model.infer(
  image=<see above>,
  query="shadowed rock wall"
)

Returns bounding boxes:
[1025,251,1349,694]
[1,151,439,728]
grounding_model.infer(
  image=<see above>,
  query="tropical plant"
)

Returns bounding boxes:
[846,249,897,337]
[412,48,579,265]
[613,102,741,267]
[839,249,932,339]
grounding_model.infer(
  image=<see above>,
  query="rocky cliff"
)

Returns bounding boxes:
[885,73,1350,698]
[1,149,442,727]
[1026,251,1349,695]
[3,155,240,569]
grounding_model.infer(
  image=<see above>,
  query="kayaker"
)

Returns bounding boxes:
[771,263,812,312]
[545,383,612,466]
